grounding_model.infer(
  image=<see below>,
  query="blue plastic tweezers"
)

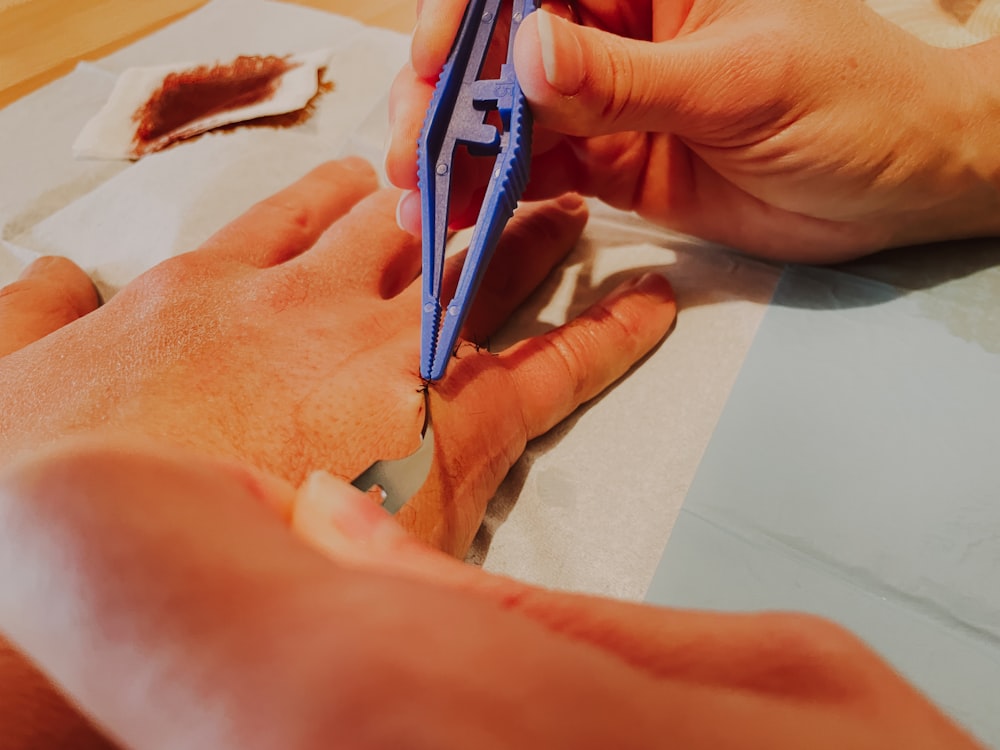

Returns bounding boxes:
[418,0,538,381]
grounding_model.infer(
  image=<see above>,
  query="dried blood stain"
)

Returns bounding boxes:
[130,54,329,156]
[239,75,333,130]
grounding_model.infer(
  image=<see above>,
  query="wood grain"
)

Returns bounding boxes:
[0,0,415,108]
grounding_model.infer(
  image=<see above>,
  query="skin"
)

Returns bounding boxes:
[0,156,676,747]
[386,0,1000,260]
[0,156,675,556]
[0,438,985,749]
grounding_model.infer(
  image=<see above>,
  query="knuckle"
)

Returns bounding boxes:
[134,254,193,291]
[546,326,598,400]
[257,196,315,241]
[513,204,574,246]
[584,293,647,355]
[600,42,638,127]
[603,296,646,340]
[126,252,215,306]
[252,264,314,313]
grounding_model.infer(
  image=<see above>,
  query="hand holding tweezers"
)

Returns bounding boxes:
[418,0,538,381]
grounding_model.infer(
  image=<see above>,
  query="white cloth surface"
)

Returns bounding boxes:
[1,0,990,598]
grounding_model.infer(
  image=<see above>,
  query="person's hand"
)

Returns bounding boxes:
[0,157,674,747]
[0,439,985,749]
[387,0,1000,261]
[0,156,675,557]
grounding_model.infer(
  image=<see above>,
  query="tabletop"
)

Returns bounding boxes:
[0,0,415,108]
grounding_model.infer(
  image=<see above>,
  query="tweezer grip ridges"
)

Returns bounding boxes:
[418,0,537,381]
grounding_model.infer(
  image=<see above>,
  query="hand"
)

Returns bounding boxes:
[0,439,985,749]
[0,156,675,556]
[0,157,675,747]
[387,0,1000,261]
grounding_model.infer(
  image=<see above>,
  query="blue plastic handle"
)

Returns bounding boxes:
[418,0,537,381]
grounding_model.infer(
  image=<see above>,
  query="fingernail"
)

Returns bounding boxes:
[395,191,408,232]
[294,471,384,547]
[395,190,421,235]
[555,192,586,212]
[535,9,585,95]
[630,271,674,301]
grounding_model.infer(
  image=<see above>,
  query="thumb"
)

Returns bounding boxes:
[514,9,693,136]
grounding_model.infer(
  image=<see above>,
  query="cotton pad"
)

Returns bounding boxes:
[74,49,331,160]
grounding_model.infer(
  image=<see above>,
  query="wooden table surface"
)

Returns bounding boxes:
[0,0,415,109]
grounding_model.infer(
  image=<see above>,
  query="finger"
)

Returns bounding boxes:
[0,437,372,749]
[0,435,295,749]
[395,188,422,235]
[410,0,470,79]
[514,10,709,136]
[0,257,99,357]
[504,271,676,438]
[386,78,495,235]
[0,637,111,748]
[388,37,511,198]
[198,157,379,268]
[388,36,520,233]
[460,193,588,343]
[539,0,579,22]
[519,131,647,206]
[385,65,428,192]
[0,439,692,750]
[392,163,491,237]
[293,474,927,706]
[292,188,422,299]
[393,193,587,344]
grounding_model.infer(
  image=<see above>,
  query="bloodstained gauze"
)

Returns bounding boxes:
[130,55,300,155]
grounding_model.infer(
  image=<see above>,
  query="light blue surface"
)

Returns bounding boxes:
[646,263,1000,745]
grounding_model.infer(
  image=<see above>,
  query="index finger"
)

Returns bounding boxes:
[410,0,469,78]
[198,157,378,268]
[294,478,951,713]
